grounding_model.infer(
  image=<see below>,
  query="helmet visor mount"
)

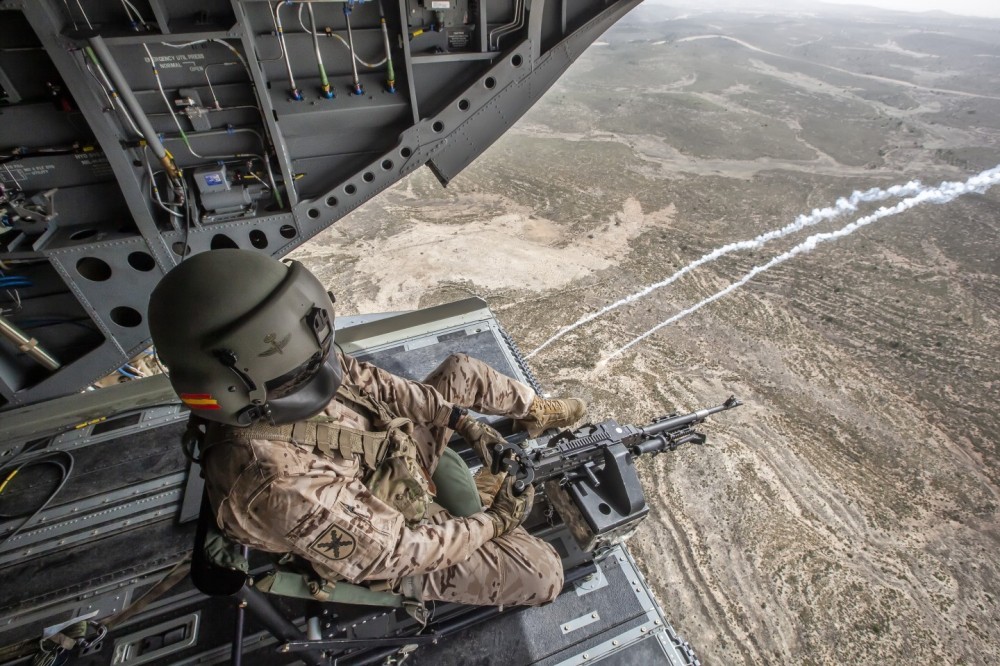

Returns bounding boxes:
[204,261,342,426]
[264,307,333,399]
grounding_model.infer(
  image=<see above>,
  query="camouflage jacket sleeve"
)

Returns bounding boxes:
[248,467,496,584]
[339,352,453,427]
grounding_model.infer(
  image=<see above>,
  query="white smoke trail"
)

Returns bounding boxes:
[602,165,1000,363]
[527,179,926,358]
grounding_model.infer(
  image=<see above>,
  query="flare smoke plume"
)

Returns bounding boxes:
[528,179,926,358]
[603,165,1000,363]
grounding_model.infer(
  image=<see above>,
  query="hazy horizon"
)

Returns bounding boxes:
[818,0,1000,18]
[649,0,1000,19]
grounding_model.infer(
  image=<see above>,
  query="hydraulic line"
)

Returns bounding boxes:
[307,3,333,98]
[274,1,303,100]
[295,6,387,68]
[142,148,184,223]
[1,145,88,165]
[60,0,77,30]
[262,159,282,207]
[75,0,93,29]
[160,126,267,167]
[146,44,268,206]
[119,0,140,31]
[82,46,142,137]
[0,314,61,371]
[344,1,364,95]
[201,62,235,109]
[121,0,149,28]
[83,55,126,125]
[498,0,526,49]
[210,39,254,80]
[160,41,269,127]
[160,39,254,83]
[489,0,525,50]
[256,2,285,62]
[378,0,395,93]
[87,37,180,180]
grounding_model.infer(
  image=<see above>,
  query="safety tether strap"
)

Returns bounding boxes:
[255,570,404,607]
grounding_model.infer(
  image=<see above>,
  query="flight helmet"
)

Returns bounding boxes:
[148,249,342,427]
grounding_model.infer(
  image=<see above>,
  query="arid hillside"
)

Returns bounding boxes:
[293,3,1000,663]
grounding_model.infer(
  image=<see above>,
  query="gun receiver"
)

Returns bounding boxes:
[492,396,742,551]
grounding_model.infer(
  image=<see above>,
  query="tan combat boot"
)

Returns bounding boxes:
[517,397,587,437]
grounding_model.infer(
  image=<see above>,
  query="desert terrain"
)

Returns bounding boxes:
[292,2,1000,664]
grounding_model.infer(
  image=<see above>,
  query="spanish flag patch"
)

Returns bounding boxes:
[180,393,221,410]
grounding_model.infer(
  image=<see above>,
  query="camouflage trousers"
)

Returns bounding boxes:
[403,353,564,606]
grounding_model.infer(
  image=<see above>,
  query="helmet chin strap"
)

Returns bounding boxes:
[266,357,344,425]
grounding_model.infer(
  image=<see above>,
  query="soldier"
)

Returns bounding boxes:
[147,249,585,607]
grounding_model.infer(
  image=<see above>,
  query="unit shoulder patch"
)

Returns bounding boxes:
[311,524,357,561]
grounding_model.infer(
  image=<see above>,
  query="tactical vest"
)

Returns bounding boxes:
[210,385,434,524]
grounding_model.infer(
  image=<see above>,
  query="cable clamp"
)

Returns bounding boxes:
[17,336,40,354]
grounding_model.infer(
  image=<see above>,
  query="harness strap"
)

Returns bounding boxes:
[290,420,391,470]
[222,404,403,473]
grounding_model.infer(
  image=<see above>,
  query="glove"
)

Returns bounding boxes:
[474,468,506,508]
[454,413,509,508]
[453,413,505,468]
[485,476,534,538]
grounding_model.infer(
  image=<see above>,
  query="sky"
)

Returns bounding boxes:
[816,0,1000,18]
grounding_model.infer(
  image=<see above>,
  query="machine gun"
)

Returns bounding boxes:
[492,396,743,551]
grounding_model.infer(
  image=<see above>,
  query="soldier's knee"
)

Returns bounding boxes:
[534,542,564,605]
[445,352,471,368]
[432,353,471,376]
[424,353,469,387]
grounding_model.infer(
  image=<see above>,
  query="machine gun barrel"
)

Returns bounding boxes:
[635,394,742,442]
[628,394,742,456]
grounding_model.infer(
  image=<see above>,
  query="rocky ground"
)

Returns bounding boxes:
[293,3,1000,664]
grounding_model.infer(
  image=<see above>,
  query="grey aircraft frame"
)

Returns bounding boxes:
[0,0,641,408]
[0,1,704,665]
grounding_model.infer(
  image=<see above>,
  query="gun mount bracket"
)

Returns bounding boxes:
[574,562,609,597]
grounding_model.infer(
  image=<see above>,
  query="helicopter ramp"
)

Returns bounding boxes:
[0,299,698,665]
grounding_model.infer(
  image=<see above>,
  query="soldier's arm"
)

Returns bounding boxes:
[338,352,453,427]
[251,471,495,584]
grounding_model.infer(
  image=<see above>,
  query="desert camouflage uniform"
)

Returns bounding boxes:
[203,353,564,606]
